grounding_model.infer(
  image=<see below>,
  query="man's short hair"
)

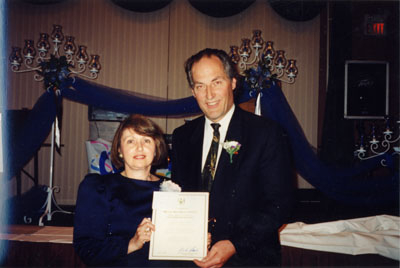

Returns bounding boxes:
[184,48,237,89]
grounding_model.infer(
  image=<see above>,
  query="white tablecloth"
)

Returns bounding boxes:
[280,214,400,260]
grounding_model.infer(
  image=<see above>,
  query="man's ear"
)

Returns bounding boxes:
[232,77,237,90]
[191,89,196,98]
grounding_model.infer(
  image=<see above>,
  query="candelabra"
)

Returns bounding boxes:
[9,25,101,226]
[9,24,101,85]
[229,29,298,84]
[355,119,400,166]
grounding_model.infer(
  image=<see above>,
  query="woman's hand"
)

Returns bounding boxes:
[207,233,212,250]
[127,218,155,254]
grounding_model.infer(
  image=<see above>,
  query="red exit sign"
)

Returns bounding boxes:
[364,14,386,36]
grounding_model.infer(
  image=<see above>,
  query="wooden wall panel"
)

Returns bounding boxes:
[6,0,320,204]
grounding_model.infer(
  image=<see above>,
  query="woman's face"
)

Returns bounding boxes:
[119,128,156,173]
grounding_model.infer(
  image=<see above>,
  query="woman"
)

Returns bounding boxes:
[73,114,169,267]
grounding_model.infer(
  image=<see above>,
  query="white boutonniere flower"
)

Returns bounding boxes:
[223,140,241,163]
[160,180,181,192]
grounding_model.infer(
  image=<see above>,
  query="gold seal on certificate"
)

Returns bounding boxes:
[149,192,209,261]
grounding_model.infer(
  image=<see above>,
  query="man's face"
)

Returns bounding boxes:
[191,55,236,123]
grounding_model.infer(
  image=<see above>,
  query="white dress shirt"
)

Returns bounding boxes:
[201,105,235,171]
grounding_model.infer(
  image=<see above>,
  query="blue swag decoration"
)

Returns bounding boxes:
[7,65,398,206]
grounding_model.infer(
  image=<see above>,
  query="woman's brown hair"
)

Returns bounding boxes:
[110,114,167,170]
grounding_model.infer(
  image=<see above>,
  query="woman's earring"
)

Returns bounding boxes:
[119,153,123,158]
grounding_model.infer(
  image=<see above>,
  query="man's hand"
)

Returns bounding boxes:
[194,240,236,268]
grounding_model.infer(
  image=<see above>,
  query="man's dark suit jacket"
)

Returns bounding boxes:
[171,107,294,266]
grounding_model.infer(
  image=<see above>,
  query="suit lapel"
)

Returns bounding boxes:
[212,108,243,190]
[189,117,205,189]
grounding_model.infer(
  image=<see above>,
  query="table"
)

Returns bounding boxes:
[1,224,399,267]
[1,225,84,267]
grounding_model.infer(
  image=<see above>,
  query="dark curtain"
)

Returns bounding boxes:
[320,1,355,167]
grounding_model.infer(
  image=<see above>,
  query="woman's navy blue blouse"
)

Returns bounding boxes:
[73,173,164,267]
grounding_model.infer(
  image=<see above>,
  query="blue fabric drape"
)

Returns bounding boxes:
[8,92,56,178]
[62,78,201,116]
[258,81,398,206]
[8,77,398,206]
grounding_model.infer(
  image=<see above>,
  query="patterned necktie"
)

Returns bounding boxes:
[202,123,220,192]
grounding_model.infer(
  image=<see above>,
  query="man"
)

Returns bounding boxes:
[171,48,294,267]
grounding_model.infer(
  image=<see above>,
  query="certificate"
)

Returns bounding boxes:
[149,192,209,261]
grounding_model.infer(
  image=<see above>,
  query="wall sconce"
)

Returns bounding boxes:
[230,29,298,84]
[239,38,252,58]
[9,47,23,69]
[286,59,299,79]
[23,40,36,59]
[251,29,264,48]
[264,41,275,61]
[76,45,89,64]
[274,50,287,77]
[355,118,399,166]
[63,36,77,56]
[38,33,51,55]
[9,24,101,83]
[51,24,64,44]
[88,55,101,74]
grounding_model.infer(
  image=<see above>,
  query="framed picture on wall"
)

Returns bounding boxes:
[344,60,389,119]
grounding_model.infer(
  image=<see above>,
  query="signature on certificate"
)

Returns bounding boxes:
[178,247,199,254]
